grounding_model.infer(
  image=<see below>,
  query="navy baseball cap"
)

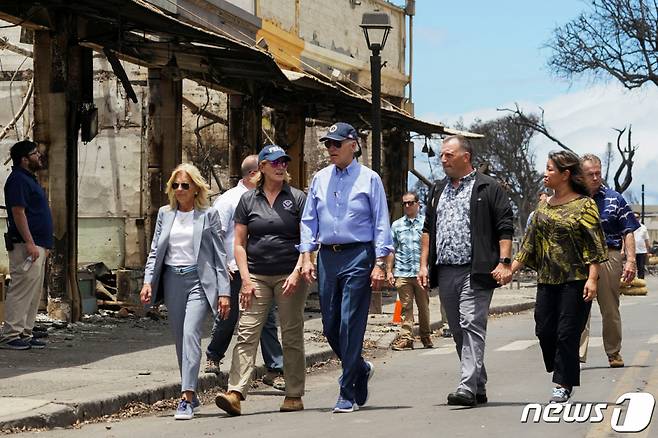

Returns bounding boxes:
[258,144,291,162]
[320,122,358,143]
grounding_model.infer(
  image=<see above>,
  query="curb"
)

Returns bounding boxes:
[0,347,337,431]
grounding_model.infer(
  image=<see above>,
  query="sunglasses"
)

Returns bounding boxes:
[268,159,289,168]
[172,182,191,190]
[324,140,344,149]
[402,201,417,206]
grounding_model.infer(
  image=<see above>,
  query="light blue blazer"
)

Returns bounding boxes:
[143,205,230,315]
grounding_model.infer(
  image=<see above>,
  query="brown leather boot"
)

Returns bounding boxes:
[215,390,242,416]
[280,396,304,412]
[421,336,434,348]
[608,353,624,368]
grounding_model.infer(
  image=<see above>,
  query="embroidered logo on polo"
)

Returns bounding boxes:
[282,199,294,211]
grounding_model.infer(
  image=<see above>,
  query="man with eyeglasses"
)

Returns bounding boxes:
[578,154,640,369]
[387,191,433,351]
[299,122,393,413]
[204,154,286,390]
[1,140,53,350]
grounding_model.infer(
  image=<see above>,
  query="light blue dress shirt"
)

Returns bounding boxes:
[299,159,394,258]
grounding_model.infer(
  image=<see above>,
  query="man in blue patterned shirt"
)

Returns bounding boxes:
[419,135,514,407]
[387,191,433,351]
[579,154,640,368]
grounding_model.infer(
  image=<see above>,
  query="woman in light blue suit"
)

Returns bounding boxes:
[140,163,231,420]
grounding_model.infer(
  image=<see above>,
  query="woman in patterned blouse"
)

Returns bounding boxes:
[511,150,607,404]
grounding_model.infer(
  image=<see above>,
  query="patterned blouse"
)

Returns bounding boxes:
[435,170,477,265]
[515,196,608,284]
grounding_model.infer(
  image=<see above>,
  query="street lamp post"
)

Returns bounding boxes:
[360,12,392,174]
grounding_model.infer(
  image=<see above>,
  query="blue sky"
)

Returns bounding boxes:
[408,0,658,204]
[411,0,589,116]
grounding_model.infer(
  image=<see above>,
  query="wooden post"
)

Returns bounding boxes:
[382,128,409,220]
[228,93,262,187]
[145,69,182,242]
[33,30,51,311]
[274,106,306,189]
[44,12,90,322]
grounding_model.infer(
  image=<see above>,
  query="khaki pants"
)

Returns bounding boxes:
[1,244,47,343]
[579,249,623,362]
[228,273,308,398]
[396,277,431,339]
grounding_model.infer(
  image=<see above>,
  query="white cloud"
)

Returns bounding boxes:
[420,82,658,203]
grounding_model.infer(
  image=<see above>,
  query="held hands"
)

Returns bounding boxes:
[218,296,231,320]
[583,278,597,302]
[491,263,513,286]
[240,281,256,310]
[140,283,152,304]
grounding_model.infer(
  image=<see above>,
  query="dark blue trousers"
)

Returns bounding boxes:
[206,271,283,371]
[318,243,374,401]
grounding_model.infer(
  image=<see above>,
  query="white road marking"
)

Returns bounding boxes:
[495,340,538,351]
[420,347,455,356]
[648,335,658,344]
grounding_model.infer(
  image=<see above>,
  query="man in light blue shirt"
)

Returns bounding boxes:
[299,122,393,413]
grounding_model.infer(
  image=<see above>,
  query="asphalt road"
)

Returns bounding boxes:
[17,279,658,438]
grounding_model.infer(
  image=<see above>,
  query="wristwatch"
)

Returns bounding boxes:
[499,257,512,265]
[375,260,387,271]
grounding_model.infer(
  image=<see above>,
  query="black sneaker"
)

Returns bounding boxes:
[0,338,31,350]
[28,338,46,349]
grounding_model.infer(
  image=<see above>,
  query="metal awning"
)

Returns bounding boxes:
[0,0,288,93]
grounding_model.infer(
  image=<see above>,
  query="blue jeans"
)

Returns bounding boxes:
[317,243,373,401]
[206,271,283,372]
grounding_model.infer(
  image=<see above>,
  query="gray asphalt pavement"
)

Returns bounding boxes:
[14,277,658,438]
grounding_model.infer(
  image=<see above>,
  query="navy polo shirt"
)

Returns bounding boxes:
[4,166,53,249]
[234,183,306,276]
[592,184,639,249]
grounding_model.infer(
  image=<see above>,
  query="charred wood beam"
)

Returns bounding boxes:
[182,96,227,125]
[0,36,33,57]
[102,48,138,103]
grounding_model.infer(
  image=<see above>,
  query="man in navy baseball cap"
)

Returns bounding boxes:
[319,122,359,143]
[258,144,291,163]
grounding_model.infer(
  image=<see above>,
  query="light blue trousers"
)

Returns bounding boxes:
[163,267,212,393]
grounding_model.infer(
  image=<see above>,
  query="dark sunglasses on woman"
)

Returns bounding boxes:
[172,182,190,190]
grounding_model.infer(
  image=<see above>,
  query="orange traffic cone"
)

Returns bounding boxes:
[392,293,402,324]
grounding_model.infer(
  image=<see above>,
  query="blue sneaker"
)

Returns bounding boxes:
[333,396,359,413]
[174,399,194,420]
[355,361,374,406]
[191,394,201,412]
[0,338,30,350]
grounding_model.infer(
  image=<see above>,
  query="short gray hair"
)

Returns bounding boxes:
[443,134,473,162]
[580,153,601,166]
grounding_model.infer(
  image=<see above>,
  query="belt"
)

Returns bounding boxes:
[165,265,198,275]
[321,242,371,252]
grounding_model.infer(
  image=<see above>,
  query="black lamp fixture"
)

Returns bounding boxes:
[360,12,393,54]
[422,137,429,153]
[427,146,435,158]
[360,11,392,175]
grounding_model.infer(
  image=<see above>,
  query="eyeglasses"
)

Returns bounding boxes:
[268,159,289,169]
[324,140,343,149]
[402,201,417,206]
[172,182,190,190]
